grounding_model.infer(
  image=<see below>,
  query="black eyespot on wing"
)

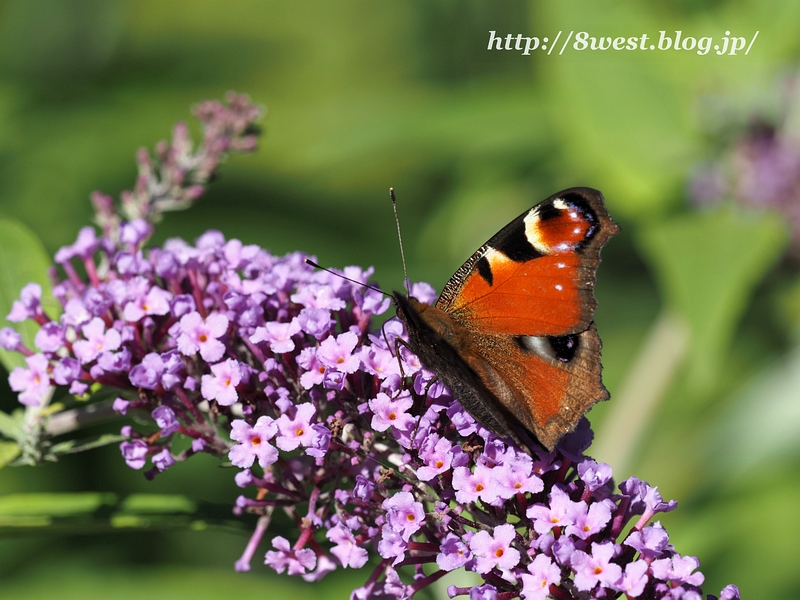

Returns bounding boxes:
[494,217,542,262]
[514,334,579,363]
[547,333,580,362]
[559,192,601,246]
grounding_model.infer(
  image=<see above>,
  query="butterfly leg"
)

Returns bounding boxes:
[391,335,412,398]
[388,334,436,448]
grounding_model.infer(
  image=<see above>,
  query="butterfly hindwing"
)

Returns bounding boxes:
[394,293,526,443]
[462,324,608,450]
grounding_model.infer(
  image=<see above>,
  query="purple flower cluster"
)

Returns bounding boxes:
[1,224,741,599]
[688,71,800,256]
[1,95,739,599]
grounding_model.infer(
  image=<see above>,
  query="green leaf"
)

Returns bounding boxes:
[638,208,787,390]
[38,401,64,418]
[0,441,21,467]
[0,515,52,527]
[708,343,800,477]
[118,494,197,514]
[110,514,150,528]
[50,433,126,455]
[0,409,25,442]
[0,492,116,517]
[0,216,59,372]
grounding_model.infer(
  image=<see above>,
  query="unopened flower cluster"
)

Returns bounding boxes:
[2,96,739,600]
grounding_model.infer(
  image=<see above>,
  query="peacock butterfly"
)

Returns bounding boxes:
[394,187,619,451]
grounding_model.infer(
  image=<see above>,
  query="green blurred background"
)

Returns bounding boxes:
[1,0,799,597]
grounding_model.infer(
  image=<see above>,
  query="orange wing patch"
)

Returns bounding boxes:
[444,251,589,336]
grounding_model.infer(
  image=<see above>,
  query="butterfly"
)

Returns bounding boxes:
[394,187,619,451]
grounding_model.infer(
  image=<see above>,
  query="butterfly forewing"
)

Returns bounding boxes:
[436,188,618,337]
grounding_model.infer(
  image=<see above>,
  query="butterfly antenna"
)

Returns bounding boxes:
[304,259,390,298]
[390,188,412,295]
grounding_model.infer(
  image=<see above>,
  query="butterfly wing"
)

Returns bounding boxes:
[396,293,609,451]
[436,187,618,337]
[395,187,617,450]
[394,293,527,443]
[459,324,608,450]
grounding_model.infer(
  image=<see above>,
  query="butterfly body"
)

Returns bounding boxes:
[395,187,618,450]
